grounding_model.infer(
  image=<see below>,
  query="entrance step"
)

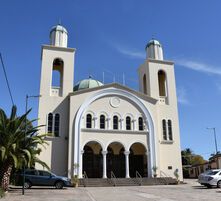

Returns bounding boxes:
[79,177,177,187]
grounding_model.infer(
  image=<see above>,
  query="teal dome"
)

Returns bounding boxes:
[74,77,103,91]
[146,39,161,49]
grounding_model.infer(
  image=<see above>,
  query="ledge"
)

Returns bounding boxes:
[81,128,148,135]
[160,140,174,144]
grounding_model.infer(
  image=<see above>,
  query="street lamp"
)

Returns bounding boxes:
[206,127,218,155]
[22,94,41,195]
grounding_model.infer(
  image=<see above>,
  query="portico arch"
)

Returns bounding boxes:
[129,142,147,177]
[69,88,156,178]
[106,142,125,178]
[83,141,103,178]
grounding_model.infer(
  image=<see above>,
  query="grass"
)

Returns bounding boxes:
[0,187,5,198]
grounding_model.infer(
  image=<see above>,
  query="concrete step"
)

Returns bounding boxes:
[79,177,177,187]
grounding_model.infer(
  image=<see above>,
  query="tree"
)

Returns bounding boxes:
[181,148,194,165]
[181,148,206,166]
[0,106,49,191]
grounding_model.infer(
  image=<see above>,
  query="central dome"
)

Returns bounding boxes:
[73,77,103,91]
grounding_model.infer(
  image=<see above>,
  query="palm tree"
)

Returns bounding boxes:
[181,148,193,165]
[0,106,48,191]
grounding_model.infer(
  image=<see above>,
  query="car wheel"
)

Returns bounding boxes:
[206,184,212,188]
[24,181,32,189]
[55,181,64,189]
[217,180,221,188]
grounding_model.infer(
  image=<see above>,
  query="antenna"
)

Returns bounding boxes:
[123,73,125,86]
[58,19,62,25]
[102,72,105,84]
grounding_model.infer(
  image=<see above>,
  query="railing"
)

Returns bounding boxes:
[83,171,88,187]
[135,171,142,186]
[110,171,117,186]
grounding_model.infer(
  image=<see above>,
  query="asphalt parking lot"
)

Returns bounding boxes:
[2,179,221,201]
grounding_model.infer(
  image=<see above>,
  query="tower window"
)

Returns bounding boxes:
[54,113,60,137]
[138,117,144,131]
[126,116,131,130]
[51,58,64,96]
[143,74,147,94]
[113,115,119,130]
[47,113,53,133]
[162,119,167,140]
[86,114,92,128]
[158,70,167,96]
[168,120,173,140]
[100,115,105,129]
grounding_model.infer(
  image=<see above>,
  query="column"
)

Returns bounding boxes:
[106,117,111,129]
[93,116,98,129]
[78,150,84,178]
[120,118,124,130]
[102,151,107,178]
[132,119,137,131]
[146,150,151,177]
[124,151,130,178]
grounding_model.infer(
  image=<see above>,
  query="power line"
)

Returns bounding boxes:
[0,53,15,106]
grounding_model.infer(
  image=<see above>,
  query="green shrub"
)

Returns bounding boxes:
[0,187,5,198]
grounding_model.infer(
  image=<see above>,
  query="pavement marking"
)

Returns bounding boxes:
[85,189,97,201]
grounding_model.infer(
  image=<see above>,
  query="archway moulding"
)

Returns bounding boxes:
[70,87,157,178]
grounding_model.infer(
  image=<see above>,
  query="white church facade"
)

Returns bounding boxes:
[36,24,183,180]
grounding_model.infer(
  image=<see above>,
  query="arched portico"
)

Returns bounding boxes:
[106,142,125,178]
[69,88,156,178]
[129,142,147,177]
[82,141,103,178]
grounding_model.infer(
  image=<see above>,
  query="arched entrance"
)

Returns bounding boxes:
[83,141,103,178]
[129,143,147,177]
[107,142,125,178]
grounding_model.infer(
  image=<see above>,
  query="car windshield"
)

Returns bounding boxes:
[206,170,219,175]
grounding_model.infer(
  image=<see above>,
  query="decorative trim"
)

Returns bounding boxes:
[110,97,121,108]
[160,140,174,144]
[81,128,147,135]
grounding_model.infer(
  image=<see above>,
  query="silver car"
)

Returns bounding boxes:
[198,169,221,188]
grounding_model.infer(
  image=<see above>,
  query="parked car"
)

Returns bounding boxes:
[15,169,72,189]
[198,169,221,188]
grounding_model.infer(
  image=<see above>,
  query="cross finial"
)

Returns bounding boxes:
[58,19,62,25]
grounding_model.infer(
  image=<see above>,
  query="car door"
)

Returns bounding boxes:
[25,169,39,185]
[37,170,54,186]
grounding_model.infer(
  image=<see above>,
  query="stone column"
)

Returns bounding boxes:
[106,117,111,129]
[93,116,98,129]
[132,119,137,131]
[102,151,108,178]
[120,118,124,130]
[78,150,84,178]
[146,150,151,178]
[124,151,130,178]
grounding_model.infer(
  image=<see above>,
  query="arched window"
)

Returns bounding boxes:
[158,70,166,96]
[113,115,119,130]
[52,58,64,96]
[47,113,53,134]
[168,120,173,140]
[162,119,167,140]
[138,117,144,131]
[126,116,131,130]
[54,113,60,137]
[143,74,147,94]
[100,115,105,129]
[86,114,92,128]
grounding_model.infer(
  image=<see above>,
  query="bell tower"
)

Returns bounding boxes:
[37,24,76,175]
[39,24,75,98]
[138,39,177,105]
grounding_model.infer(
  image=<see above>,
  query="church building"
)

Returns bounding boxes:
[36,24,183,180]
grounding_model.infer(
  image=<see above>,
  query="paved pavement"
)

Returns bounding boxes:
[2,179,221,201]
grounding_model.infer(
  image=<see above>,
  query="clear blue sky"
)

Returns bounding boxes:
[1,0,221,159]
